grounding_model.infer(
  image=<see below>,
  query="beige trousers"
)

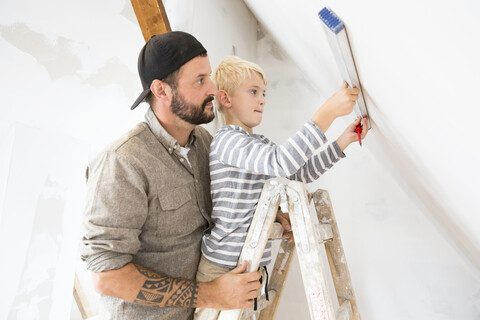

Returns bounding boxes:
[194,255,231,319]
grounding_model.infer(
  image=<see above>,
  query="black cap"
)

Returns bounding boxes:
[130,31,207,110]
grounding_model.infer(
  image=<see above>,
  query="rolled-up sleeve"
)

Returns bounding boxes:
[81,151,148,272]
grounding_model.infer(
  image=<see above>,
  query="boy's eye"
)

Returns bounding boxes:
[250,89,257,95]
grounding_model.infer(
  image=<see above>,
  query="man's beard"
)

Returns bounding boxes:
[170,89,215,125]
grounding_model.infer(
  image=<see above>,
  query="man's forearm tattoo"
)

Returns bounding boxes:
[133,264,198,308]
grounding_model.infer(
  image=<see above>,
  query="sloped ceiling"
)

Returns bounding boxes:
[243,0,480,272]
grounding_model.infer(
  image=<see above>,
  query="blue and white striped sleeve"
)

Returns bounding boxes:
[211,121,328,177]
[288,140,345,183]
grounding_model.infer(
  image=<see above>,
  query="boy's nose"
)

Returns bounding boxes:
[259,96,266,105]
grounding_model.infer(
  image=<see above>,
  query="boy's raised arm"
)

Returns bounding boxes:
[311,81,359,132]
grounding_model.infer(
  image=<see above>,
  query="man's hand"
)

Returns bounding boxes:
[196,261,261,310]
[276,209,294,242]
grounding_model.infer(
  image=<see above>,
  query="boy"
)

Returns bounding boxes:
[195,56,367,317]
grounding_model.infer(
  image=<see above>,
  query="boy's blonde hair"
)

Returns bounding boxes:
[212,56,267,114]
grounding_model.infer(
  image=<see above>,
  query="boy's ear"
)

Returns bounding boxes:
[217,90,232,109]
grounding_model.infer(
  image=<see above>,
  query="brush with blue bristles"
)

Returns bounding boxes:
[319,7,371,134]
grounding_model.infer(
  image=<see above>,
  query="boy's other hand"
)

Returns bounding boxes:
[276,209,294,242]
[336,117,369,151]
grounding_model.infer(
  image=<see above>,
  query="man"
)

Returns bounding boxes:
[81,31,266,320]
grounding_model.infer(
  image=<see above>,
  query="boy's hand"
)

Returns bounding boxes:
[276,209,294,242]
[325,81,360,117]
[311,81,360,132]
[336,117,369,151]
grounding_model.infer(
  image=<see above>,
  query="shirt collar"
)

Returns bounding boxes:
[144,107,197,154]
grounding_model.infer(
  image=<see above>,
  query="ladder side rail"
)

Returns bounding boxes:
[217,180,284,320]
[287,181,336,320]
[313,190,360,320]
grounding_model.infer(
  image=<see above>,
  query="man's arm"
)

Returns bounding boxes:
[91,262,261,310]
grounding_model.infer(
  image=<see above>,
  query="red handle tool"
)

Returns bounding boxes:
[355,123,362,146]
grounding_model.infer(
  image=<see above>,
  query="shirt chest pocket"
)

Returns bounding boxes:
[158,185,192,211]
[146,185,198,237]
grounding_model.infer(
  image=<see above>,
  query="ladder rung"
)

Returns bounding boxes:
[335,300,353,320]
[268,223,284,240]
[315,223,333,242]
[268,222,333,243]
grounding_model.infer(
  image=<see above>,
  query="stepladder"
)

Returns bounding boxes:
[198,179,360,320]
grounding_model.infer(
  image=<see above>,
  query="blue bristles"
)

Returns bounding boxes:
[318,7,344,34]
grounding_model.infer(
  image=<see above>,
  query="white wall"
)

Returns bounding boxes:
[0,0,145,318]
[1,0,479,319]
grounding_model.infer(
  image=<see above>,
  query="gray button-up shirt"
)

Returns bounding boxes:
[81,107,212,320]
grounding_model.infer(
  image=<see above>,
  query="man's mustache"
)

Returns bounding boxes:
[201,96,215,109]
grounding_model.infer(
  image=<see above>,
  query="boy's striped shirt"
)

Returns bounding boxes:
[201,120,345,268]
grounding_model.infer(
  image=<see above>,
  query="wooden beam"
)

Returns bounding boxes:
[130,0,171,42]
[73,273,94,319]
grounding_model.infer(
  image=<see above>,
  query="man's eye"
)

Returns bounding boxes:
[198,78,204,85]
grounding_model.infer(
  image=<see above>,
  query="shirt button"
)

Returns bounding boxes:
[168,147,173,153]
[180,158,185,162]
[195,179,199,183]
[174,143,178,150]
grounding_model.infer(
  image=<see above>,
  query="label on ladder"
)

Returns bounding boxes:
[309,286,328,320]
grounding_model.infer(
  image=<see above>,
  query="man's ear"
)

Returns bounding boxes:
[217,90,231,109]
[150,79,171,103]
